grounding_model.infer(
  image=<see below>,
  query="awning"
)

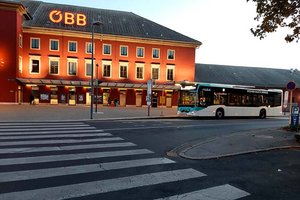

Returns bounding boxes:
[16,78,180,90]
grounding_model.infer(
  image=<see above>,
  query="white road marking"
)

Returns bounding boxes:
[0,157,175,182]
[0,129,104,136]
[0,132,112,140]
[0,137,123,146]
[0,127,96,132]
[0,149,153,165]
[0,142,136,154]
[0,169,205,200]
[0,124,90,129]
[155,184,250,200]
[0,122,86,126]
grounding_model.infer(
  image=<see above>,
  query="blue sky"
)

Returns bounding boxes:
[43,0,300,69]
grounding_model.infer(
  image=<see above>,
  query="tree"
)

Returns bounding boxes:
[247,0,300,42]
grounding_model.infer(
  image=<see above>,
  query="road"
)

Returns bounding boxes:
[1,117,299,199]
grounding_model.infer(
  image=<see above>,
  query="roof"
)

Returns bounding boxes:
[12,0,201,45]
[195,63,300,89]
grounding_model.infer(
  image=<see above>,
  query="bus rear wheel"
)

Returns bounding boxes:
[259,109,266,119]
[215,109,224,119]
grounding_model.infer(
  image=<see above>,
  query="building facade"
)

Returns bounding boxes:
[0,0,201,107]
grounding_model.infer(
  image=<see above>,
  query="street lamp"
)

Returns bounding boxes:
[90,20,103,119]
[95,63,99,112]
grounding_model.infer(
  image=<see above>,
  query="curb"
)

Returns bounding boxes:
[179,145,300,160]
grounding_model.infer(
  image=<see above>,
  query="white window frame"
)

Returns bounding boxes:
[135,63,145,80]
[152,48,160,59]
[68,41,77,53]
[102,60,112,78]
[167,49,175,60]
[30,37,40,50]
[136,47,145,58]
[49,57,60,75]
[49,39,59,51]
[86,42,94,54]
[103,44,111,55]
[29,55,41,74]
[166,65,175,81]
[119,61,129,79]
[67,58,78,76]
[19,56,22,73]
[19,34,23,48]
[85,59,94,77]
[120,45,128,57]
[151,64,160,80]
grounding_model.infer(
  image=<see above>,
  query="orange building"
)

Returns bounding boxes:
[0,0,201,107]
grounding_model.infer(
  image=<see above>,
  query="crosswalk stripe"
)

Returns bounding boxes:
[0,132,112,140]
[0,127,96,132]
[0,122,86,126]
[0,168,205,200]
[0,157,175,182]
[0,142,136,154]
[155,184,250,200]
[0,124,90,129]
[0,149,153,165]
[0,129,104,136]
[0,137,123,147]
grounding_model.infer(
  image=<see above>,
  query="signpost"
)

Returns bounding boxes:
[291,105,299,131]
[287,81,296,126]
[147,80,152,116]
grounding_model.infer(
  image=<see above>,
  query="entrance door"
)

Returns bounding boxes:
[120,93,126,107]
[103,93,110,106]
[69,91,76,106]
[166,97,172,108]
[136,92,142,107]
[86,92,91,105]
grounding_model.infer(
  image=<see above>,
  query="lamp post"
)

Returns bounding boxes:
[95,63,99,113]
[90,21,103,119]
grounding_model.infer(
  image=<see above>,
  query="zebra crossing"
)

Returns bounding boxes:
[0,122,250,200]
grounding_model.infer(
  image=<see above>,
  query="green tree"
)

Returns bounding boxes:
[248,0,300,42]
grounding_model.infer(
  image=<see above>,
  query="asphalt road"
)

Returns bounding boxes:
[1,117,299,199]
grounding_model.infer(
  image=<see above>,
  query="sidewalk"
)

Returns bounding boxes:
[175,128,300,160]
[0,104,178,122]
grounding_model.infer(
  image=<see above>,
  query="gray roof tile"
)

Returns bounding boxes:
[195,63,300,88]
[16,0,201,45]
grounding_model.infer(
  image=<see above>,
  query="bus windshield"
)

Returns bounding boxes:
[178,91,197,106]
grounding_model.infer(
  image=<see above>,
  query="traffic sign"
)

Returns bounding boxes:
[287,81,296,90]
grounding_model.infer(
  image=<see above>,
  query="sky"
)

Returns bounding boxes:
[42,0,300,70]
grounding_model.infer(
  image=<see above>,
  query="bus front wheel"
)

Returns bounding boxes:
[259,109,266,119]
[215,109,224,119]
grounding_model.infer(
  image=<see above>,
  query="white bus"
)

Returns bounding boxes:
[177,82,283,118]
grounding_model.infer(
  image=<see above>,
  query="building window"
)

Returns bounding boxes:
[120,45,128,57]
[151,65,160,80]
[68,41,77,52]
[85,60,92,76]
[67,59,77,75]
[31,38,40,50]
[152,48,160,59]
[50,39,59,51]
[19,56,22,73]
[136,47,144,58]
[167,50,175,60]
[29,56,40,74]
[119,62,128,78]
[103,44,111,55]
[86,42,93,54]
[136,64,144,80]
[19,34,23,48]
[49,58,59,75]
[103,64,111,77]
[166,65,175,81]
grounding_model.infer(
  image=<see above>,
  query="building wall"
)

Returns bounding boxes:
[0,7,22,103]
[20,32,196,83]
